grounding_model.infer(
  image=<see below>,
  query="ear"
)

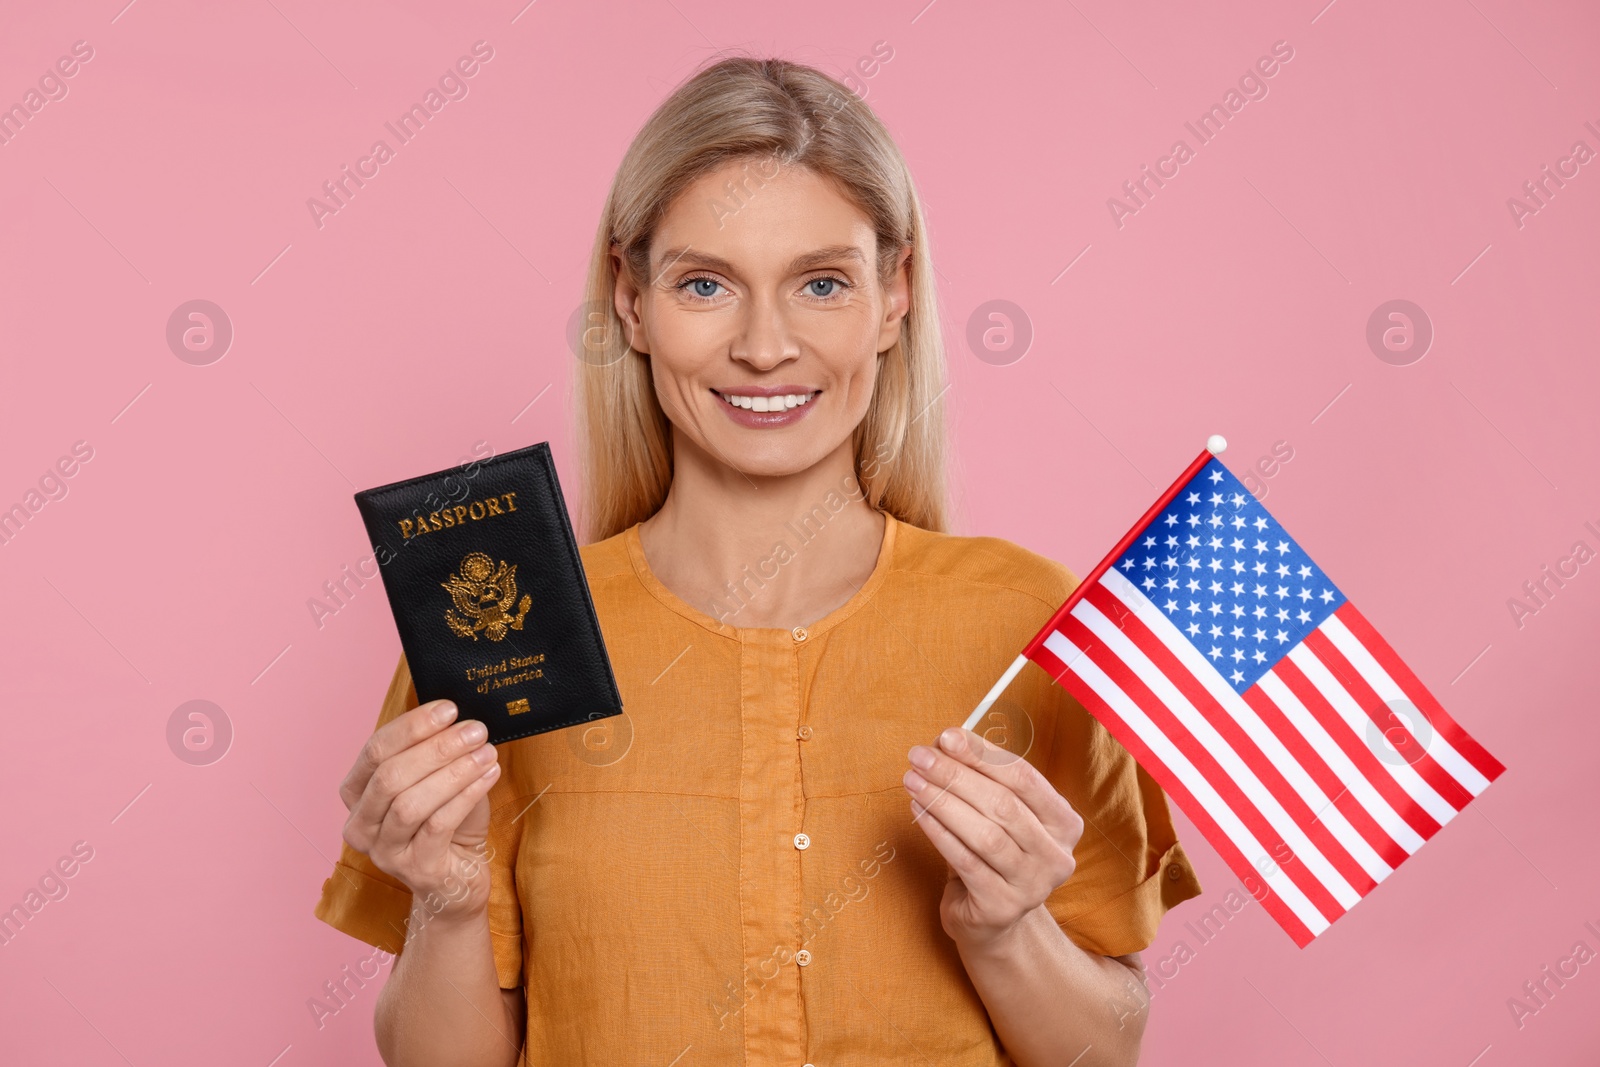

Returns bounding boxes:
[610,245,652,355]
[877,243,912,355]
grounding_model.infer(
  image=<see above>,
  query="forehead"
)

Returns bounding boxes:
[650,159,878,272]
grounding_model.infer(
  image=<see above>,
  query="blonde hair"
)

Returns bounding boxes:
[572,55,950,543]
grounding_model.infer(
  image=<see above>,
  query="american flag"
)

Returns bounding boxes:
[968,445,1506,946]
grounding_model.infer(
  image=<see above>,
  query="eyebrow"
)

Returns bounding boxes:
[654,243,866,277]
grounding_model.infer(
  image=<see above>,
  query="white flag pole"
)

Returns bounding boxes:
[961,653,1029,732]
[959,434,1229,735]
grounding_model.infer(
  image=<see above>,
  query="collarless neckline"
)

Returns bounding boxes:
[623,510,900,641]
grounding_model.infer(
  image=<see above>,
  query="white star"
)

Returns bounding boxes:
[1206,558,1223,572]
[1275,563,1291,577]
[1164,599,1180,612]
[1209,579,1224,594]
[1252,649,1267,664]
[1186,534,1201,548]
[1232,516,1247,529]
[1296,587,1312,602]
[1208,645,1223,660]
[1230,605,1245,618]
[1252,605,1267,619]
[1207,602,1222,616]
[1186,600,1202,614]
[1254,517,1269,530]
[1230,538,1246,552]
[1209,492,1223,505]
[1274,629,1289,643]
[1185,514,1200,527]
[1231,560,1246,574]
[1296,609,1312,623]
[1275,540,1290,555]
[1209,536,1223,549]
[1319,589,1335,603]
[1230,625,1245,639]
[1185,578,1201,592]
[1274,585,1289,599]
[1186,621,1201,635]
[1208,469,1223,483]
[1163,514,1177,526]
[1187,491,1201,504]
[1141,576,1157,590]
[1275,607,1290,621]
[1230,669,1245,684]
[1253,628,1267,642]
[1209,624,1223,637]
[1252,584,1268,597]
[1253,561,1268,576]
[1120,557,1136,571]
[1230,649,1244,662]
[1230,581,1245,595]
[1207,513,1223,528]
[1253,539,1269,553]
[1297,564,1312,579]
[1163,577,1178,590]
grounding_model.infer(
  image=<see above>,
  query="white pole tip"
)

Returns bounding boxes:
[1205,434,1227,455]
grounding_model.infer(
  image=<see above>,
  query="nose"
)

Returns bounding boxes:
[730,294,799,370]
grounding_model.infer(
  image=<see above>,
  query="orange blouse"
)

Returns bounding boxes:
[314,511,1203,1064]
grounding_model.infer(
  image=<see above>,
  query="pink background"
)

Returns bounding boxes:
[2,0,1597,1063]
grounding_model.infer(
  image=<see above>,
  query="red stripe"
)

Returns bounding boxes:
[1081,585,1377,897]
[1027,638,1318,948]
[1051,613,1347,926]
[1239,685,1410,871]
[1022,448,1217,664]
[1333,603,1506,782]
[1303,629,1473,812]
[1272,654,1442,841]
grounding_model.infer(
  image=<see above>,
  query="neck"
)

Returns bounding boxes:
[637,429,887,630]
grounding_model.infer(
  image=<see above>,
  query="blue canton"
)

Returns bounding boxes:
[1113,456,1346,692]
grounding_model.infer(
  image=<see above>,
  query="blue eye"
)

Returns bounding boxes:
[809,278,841,297]
[686,278,722,299]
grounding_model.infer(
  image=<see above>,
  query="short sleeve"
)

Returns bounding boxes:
[1021,665,1204,958]
[312,653,527,989]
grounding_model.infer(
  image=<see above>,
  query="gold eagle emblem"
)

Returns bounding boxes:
[441,551,531,641]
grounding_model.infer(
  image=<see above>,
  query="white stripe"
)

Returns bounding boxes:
[1042,629,1331,938]
[1100,572,1393,883]
[1319,615,1492,796]
[1288,645,1459,827]
[1254,671,1426,854]
[1072,598,1362,909]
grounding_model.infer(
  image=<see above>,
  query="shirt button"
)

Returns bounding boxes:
[791,626,809,642]
[797,725,814,741]
[793,832,810,850]
[795,949,812,966]
[1167,863,1183,881]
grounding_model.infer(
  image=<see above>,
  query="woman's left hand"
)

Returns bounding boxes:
[905,726,1085,951]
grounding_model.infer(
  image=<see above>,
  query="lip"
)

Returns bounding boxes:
[711,384,819,397]
[710,386,821,429]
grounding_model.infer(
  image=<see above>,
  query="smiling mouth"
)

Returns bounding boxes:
[711,389,821,412]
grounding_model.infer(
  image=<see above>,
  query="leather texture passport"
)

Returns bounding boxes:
[353,442,623,745]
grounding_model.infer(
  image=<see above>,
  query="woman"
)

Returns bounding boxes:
[315,55,1202,1066]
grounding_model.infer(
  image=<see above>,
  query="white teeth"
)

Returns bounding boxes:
[719,391,814,411]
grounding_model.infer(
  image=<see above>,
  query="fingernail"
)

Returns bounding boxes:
[472,742,497,765]
[433,701,458,725]
[461,720,488,744]
[908,746,934,770]
[903,769,927,791]
[939,728,964,752]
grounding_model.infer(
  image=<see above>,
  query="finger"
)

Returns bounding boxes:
[932,727,1084,844]
[345,716,489,850]
[340,700,461,810]
[406,760,502,857]
[908,794,1010,902]
[904,765,1030,881]
[908,737,1058,862]
[376,742,500,854]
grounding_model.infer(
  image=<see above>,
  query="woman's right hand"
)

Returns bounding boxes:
[339,699,501,919]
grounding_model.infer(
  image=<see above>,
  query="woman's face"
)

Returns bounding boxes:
[614,158,909,480]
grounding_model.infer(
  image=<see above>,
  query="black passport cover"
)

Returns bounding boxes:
[353,442,622,745]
